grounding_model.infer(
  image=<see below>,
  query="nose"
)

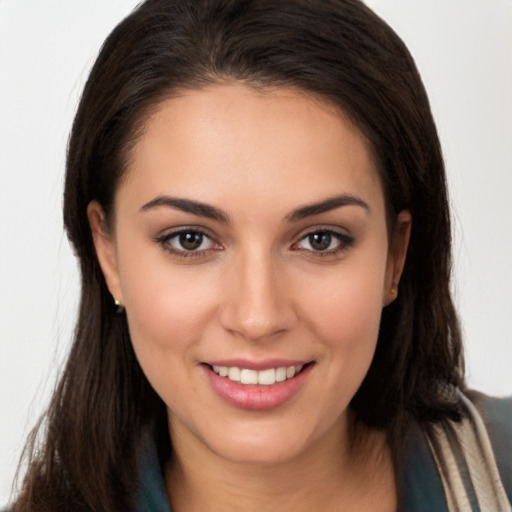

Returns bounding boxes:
[220,248,297,342]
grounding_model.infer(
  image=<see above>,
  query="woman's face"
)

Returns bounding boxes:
[90,84,410,465]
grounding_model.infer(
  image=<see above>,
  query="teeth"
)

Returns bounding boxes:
[211,364,305,385]
[258,368,275,386]
[275,367,287,382]
[228,367,240,382]
[240,369,258,385]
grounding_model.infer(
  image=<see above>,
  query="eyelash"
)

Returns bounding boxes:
[154,227,354,259]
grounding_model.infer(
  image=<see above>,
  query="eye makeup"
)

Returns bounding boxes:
[154,224,355,261]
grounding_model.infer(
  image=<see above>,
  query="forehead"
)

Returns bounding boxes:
[119,84,385,216]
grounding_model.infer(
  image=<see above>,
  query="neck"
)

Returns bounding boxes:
[165,412,397,512]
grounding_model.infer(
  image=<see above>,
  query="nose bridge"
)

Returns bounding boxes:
[220,244,294,341]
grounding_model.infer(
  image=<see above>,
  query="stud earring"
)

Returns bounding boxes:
[384,285,398,307]
[114,298,125,313]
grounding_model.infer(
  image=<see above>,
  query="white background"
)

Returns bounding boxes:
[1,0,511,506]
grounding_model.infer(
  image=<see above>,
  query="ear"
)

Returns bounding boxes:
[87,201,124,306]
[383,210,412,306]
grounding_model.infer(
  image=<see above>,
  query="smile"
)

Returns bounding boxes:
[203,361,314,410]
[211,365,304,385]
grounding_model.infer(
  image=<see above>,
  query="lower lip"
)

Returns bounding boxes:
[203,364,313,410]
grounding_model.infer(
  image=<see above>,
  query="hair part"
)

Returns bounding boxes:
[14,1,464,510]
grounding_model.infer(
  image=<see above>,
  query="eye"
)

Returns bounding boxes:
[173,232,211,251]
[156,228,221,257]
[293,229,353,255]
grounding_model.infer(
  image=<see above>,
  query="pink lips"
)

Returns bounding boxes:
[202,360,313,410]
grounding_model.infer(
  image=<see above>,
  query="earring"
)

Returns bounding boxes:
[114,298,125,313]
[384,285,398,307]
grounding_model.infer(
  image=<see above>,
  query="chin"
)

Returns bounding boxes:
[210,434,313,467]
[194,412,343,467]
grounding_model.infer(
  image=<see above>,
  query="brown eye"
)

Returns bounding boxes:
[308,232,332,251]
[179,232,204,250]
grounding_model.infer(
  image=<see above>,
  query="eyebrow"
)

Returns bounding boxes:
[285,195,370,222]
[140,193,369,224]
[140,196,230,223]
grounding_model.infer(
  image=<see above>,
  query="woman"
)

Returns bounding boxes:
[10,0,511,511]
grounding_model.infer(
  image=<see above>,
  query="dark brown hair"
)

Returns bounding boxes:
[14,0,464,510]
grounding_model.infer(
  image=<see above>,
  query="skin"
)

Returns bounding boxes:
[89,83,411,511]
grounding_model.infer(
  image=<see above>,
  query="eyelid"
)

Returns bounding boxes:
[293,224,352,241]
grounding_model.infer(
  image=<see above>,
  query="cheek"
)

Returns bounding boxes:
[116,246,219,375]
[298,252,387,379]
[304,254,386,334]
[126,273,207,341]
[310,291,382,422]
[119,261,222,414]
[311,284,382,371]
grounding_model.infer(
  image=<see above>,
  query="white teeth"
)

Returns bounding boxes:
[228,367,240,382]
[275,367,287,382]
[258,368,276,385]
[240,369,258,384]
[211,364,305,385]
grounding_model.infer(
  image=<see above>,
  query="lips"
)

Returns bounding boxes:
[202,360,314,410]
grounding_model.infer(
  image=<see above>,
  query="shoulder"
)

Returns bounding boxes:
[467,389,512,431]
[466,389,512,503]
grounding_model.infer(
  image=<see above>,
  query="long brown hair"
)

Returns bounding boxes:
[14,1,464,510]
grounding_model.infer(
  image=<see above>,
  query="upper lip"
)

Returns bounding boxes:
[203,358,312,371]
